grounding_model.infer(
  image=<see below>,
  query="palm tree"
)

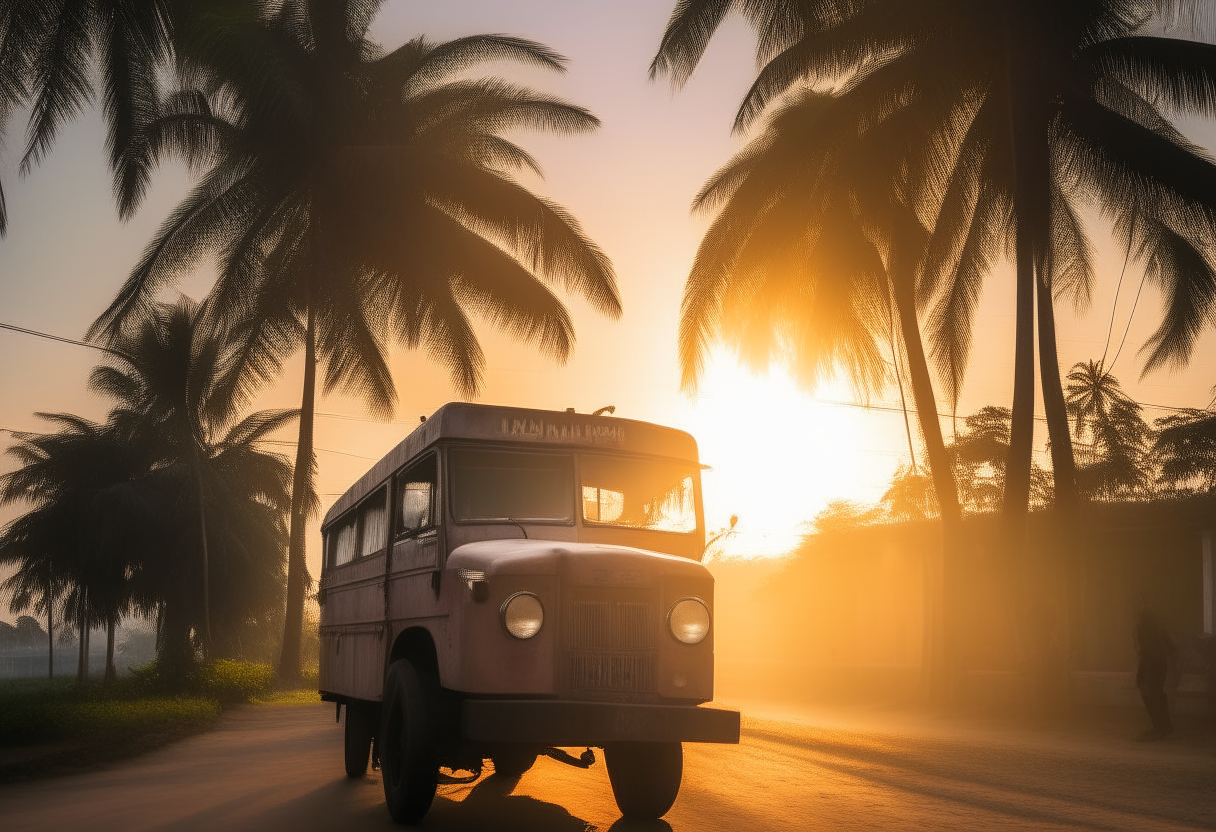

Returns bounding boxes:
[1152,403,1216,493]
[1065,360,1151,499]
[676,87,965,697]
[948,406,1054,513]
[94,299,297,674]
[882,464,939,522]
[87,2,621,680]
[651,0,1216,522]
[0,415,159,682]
[0,542,63,678]
[0,0,182,235]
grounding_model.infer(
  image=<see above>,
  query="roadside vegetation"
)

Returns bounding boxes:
[0,659,312,783]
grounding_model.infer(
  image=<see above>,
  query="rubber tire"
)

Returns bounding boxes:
[489,745,538,778]
[380,660,440,824]
[344,702,375,777]
[604,742,683,819]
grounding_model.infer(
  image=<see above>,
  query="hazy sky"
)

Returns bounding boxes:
[2,1,1214,583]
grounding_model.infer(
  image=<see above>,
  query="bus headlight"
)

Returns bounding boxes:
[668,597,710,644]
[501,592,544,639]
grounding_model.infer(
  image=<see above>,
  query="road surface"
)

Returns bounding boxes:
[1,700,1214,831]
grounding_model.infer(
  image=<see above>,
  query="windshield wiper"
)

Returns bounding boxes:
[488,517,528,539]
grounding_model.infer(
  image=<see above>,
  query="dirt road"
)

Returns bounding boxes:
[1,700,1213,831]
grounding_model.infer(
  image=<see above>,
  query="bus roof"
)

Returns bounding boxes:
[321,403,699,528]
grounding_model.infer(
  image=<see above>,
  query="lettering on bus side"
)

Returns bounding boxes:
[499,417,625,445]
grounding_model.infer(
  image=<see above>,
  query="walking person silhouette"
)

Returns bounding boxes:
[1135,609,1175,740]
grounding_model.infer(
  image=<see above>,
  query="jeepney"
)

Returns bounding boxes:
[318,403,740,823]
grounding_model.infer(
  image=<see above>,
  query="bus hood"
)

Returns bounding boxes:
[447,539,710,584]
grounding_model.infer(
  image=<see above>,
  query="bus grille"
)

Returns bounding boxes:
[568,601,657,693]
[570,601,656,649]
[570,652,656,692]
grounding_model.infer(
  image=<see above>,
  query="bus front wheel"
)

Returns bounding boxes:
[604,741,683,819]
[380,659,440,824]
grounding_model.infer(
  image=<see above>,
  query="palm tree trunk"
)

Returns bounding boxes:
[47,600,53,680]
[893,279,963,705]
[77,595,88,683]
[887,292,918,470]
[194,462,212,652]
[280,299,317,684]
[1001,9,1039,523]
[1036,271,1086,679]
[105,617,116,682]
[1036,274,1078,511]
[1005,213,1037,520]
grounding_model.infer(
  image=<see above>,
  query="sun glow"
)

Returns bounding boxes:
[679,352,894,558]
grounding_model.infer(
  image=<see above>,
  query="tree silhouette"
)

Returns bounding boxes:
[0,0,182,235]
[947,406,1053,513]
[88,2,621,680]
[1152,401,1216,493]
[1065,360,1151,499]
[95,299,296,676]
[882,463,939,522]
[0,415,159,681]
[651,0,1216,524]
[1,300,296,682]
[674,87,965,697]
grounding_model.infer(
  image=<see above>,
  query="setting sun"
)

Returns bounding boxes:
[681,351,902,557]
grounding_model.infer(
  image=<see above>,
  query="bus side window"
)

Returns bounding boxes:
[357,488,388,557]
[396,455,437,538]
[331,515,357,567]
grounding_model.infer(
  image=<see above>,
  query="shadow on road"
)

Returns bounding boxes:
[428,773,673,832]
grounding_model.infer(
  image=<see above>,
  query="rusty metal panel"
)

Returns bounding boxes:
[319,550,388,700]
[320,627,384,700]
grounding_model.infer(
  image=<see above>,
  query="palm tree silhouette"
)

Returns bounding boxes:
[651,0,1216,522]
[0,415,158,681]
[88,3,621,680]
[96,299,297,676]
[1065,360,1151,499]
[676,87,966,696]
[1152,401,1216,493]
[0,0,183,235]
[1,300,296,682]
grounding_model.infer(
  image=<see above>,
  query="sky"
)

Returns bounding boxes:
[2,0,1215,594]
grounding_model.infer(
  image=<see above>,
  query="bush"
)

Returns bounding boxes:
[0,678,218,746]
[195,659,275,703]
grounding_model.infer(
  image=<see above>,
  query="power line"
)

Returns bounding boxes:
[261,439,378,461]
[0,321,113,354]
[2,321,1206,425]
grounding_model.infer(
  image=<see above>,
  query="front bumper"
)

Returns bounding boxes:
[462,699,741,745]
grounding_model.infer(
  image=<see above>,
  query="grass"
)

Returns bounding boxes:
[0,661,318,783]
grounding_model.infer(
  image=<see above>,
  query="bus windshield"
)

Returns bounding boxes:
[448,448,699,534]
[450,449,574,522]
[580,454,697,533]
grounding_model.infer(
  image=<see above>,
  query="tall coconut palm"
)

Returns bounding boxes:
[0,0,187,235]
[678,87,965,696]
[88,2,621,680]
[93,298,297,673]
[651,0,1216,522]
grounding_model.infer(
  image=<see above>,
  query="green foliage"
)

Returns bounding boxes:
[0,677,218,747]
[194,659,275,704]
